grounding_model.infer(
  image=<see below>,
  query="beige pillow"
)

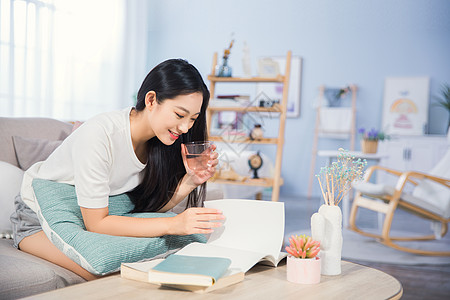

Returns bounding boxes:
[12,136,63,170]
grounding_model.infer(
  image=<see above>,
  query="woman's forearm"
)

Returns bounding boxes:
[80,206,178,237]
[93,214,176,237]
[80,206,223,237]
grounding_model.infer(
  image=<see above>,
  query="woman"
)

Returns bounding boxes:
[11,59,222,280]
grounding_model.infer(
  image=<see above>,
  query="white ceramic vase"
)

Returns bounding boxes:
[311,204,343,275]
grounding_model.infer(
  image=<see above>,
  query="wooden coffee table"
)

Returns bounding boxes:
[25,261,403,299]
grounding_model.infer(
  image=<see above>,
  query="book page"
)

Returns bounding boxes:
[204,199,285,259]
[176,199,285,272]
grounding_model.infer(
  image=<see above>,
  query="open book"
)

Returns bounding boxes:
[121,199,286,292]
[177,199,286,273]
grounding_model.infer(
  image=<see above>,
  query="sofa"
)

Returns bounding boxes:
[0,117,86,299]
[0,116,225,299]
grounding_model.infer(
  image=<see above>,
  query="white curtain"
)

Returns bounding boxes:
[0,0,150,121]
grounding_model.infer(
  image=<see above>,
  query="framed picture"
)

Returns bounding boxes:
[257,58,280,77]
[382,77,430,135]
[255,56,302,118]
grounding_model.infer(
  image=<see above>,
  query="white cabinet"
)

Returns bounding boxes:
[377,135,448,188]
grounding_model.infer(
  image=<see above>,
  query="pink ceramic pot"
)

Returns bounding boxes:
[286,256,321,284]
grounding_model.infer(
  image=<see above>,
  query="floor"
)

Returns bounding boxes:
[271,194,450,300]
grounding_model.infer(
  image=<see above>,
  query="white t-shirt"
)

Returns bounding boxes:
[21,107,146,212]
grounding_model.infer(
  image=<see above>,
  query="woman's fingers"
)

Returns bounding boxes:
[184,208,225,233]
[190,208,224,219]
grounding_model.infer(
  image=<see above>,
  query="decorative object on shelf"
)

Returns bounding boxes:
[311,149,367,275]
[257,57,279,77]
[258,98,279,108]
[248,151,263,179]
[218,129,248,143]
[255,56,302,118]
[249,124,264,140]
[382,77,430,136]
[215,39,234,77]
[242,41,252,78]
[434,83,450,133]
[358,127,389,154]
[211,162,248,182]
[285,234,321,284]
[324,86,351,107]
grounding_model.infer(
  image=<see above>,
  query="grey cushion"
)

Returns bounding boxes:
[12,136,63,170]
[353,181,447,218]
[352,181,395,196]
[0,117,72,167]
[0,239,85,299]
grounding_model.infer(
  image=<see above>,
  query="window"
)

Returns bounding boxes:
[0,0,148,120]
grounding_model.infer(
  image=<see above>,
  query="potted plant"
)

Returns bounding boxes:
[358,127,389,154]
[285,234,321,284]
[434,83,450,133]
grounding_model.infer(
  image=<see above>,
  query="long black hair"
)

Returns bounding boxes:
[127,59,210,212]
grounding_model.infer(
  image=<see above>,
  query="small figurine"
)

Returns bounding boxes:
[248,151,263,179]
[250,124,264,140]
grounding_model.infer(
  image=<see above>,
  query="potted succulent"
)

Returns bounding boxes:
[285,234,321,284]
[358,127,389,154]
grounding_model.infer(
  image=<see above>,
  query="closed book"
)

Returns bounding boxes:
[121,257,244,293]
[148,254,231,287]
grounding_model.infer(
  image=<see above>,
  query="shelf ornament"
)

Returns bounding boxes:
[216,39,234,77]
[311,148,367,275]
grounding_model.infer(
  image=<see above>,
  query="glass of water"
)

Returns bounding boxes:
[184,141,212,172]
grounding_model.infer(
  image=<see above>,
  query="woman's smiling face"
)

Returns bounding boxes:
[148,92,203,145]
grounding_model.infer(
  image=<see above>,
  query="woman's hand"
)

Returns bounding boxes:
[181,143,219,186]
[170,207,224,235]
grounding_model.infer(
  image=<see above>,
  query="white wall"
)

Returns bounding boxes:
[145,0,450,197]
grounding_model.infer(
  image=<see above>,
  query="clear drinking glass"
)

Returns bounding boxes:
[184,141,212,172]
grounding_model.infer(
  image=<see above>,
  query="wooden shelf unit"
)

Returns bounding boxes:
[206,51,292,202]
[211,177,284,187]
[207,75,285,83]
[207,103,282,113]
[208,136,279,145]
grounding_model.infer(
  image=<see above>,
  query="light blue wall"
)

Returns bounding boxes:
[146,0,450,197]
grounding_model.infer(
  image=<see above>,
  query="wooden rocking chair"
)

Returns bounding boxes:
[349,142,450,256]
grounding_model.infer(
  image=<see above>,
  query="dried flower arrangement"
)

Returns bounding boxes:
[315,148,367,206]
[223,39,234,60]
[285,234,320,259]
